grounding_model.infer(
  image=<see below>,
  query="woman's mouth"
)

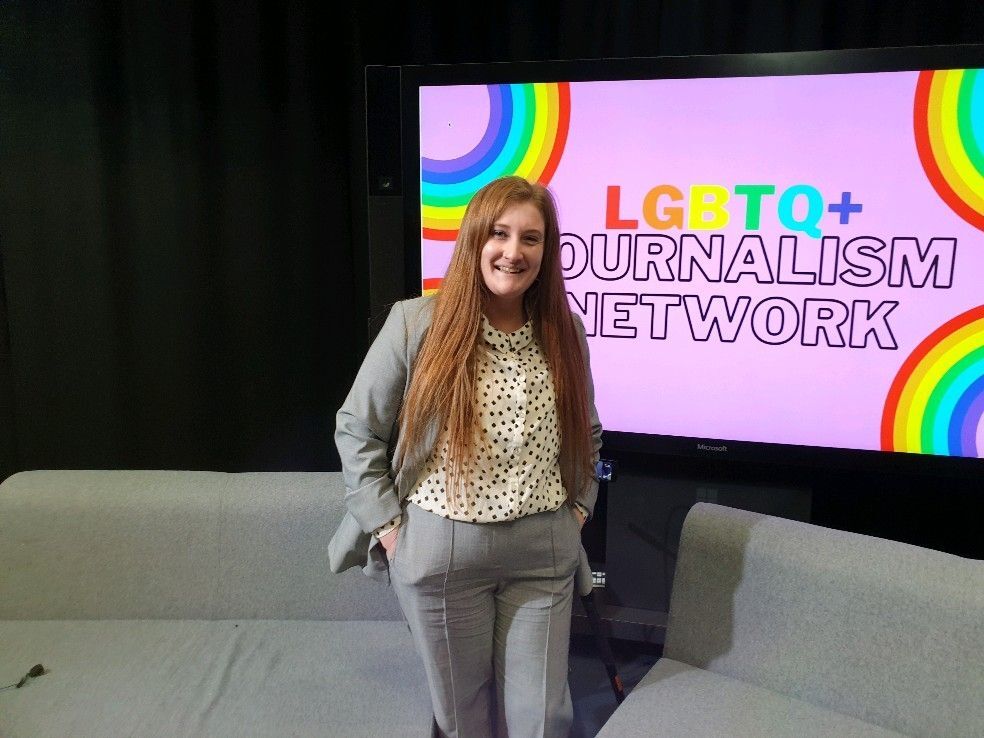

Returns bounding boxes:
[495,265,524,274]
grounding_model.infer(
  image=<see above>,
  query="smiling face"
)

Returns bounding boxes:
[479,201,545,315]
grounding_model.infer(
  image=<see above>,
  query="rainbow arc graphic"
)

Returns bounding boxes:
[914,69,984,231]
[421,82,571,244]
[882,305,984,457]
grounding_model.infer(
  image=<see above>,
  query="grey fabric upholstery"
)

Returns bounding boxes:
[0,620,431,737]
[599,502,984,738]
[596,657,904,737]
[0,470,402,621]
[0,470,430,737]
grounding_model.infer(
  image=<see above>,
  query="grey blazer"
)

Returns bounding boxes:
[327,295,603,595]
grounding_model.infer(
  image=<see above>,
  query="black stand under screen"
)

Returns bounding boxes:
[572,469,811,645]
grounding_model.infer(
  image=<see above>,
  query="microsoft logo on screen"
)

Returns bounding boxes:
[697,443,728,453]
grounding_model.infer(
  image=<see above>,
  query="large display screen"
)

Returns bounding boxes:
[415,62,984,461]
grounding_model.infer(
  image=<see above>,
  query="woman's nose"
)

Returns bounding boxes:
[502,237,522,259]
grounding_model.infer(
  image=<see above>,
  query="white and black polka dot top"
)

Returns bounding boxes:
[373,315,588,537]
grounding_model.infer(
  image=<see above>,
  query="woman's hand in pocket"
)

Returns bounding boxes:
[380,526,400,560]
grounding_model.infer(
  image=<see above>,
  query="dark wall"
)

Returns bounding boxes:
[1,1,981,553]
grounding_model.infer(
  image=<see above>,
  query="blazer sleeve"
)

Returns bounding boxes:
[573,313,604,521]
[335,301,409,534]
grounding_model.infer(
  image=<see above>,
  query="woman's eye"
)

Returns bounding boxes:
[492,229,507,238]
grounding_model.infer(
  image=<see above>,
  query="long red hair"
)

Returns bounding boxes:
[396,176,594,514]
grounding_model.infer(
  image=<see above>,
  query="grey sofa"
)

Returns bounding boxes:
[0,470,433,737]
[4,471,982,738]
[597,502,984,737]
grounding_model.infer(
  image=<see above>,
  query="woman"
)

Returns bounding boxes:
[331,175,602,738]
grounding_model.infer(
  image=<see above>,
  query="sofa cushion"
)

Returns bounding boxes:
[0,470,402,621]
[664,503,984,737]
[596,658,904,737]
[0,620,432,737]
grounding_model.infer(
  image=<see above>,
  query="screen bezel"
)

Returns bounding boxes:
[395,44,984,480]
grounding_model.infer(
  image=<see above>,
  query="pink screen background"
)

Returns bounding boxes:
[419,72,983,453]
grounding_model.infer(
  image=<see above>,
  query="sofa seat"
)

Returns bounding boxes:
[597,657,905,737]
[0,619,432,738]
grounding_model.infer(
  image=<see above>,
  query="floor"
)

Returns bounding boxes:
[568,633,662,738]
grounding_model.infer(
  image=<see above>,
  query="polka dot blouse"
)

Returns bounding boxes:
[373,315,589,537]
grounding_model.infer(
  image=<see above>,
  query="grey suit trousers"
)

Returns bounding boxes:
[388,501,583,738]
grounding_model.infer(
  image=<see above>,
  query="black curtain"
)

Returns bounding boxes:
[1,1,981,547]
[1,2,366,473]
